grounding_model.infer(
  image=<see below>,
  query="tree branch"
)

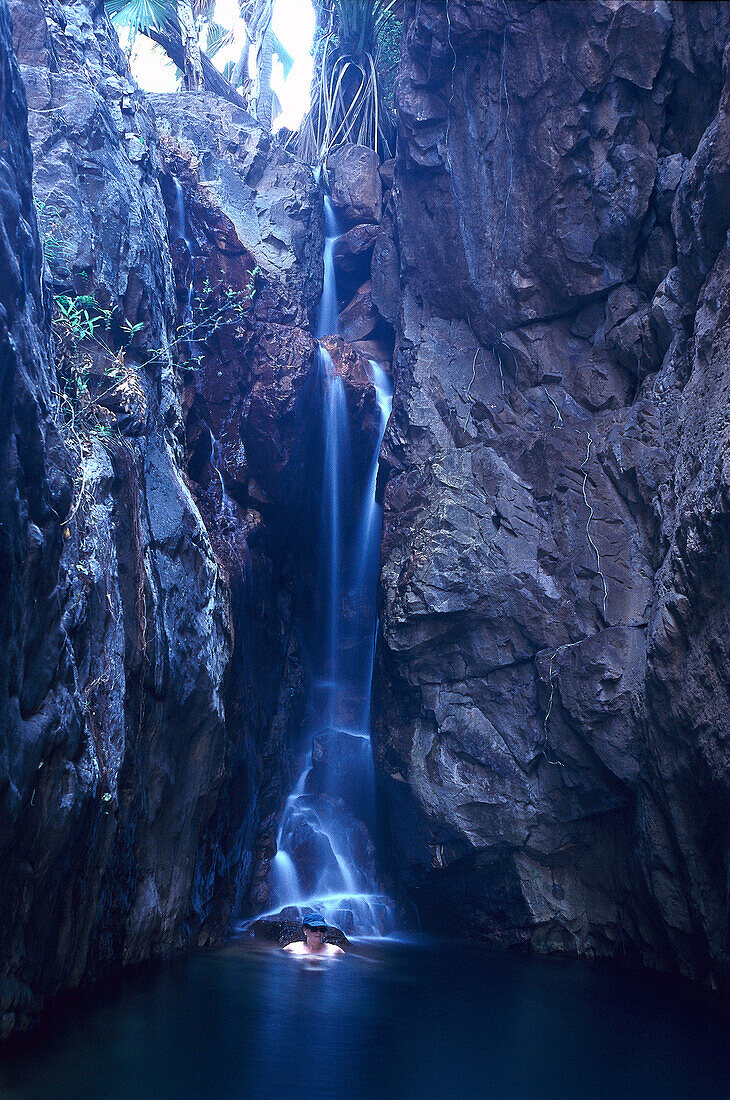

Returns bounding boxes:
[147,27,250,110]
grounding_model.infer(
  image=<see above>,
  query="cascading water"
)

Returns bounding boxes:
[266,196,395,937]
[171,179,195,323]
[316,197,340,337]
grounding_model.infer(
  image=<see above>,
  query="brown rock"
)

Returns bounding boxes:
[338,281,378,342]
[244,325,318,502]
[332,223,379,275]
[327,143,383,226]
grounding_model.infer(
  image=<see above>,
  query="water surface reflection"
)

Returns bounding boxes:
[2,939,730,1099]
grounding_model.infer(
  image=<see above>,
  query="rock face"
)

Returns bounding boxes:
[3,0,730,1040]
[151,91,322,329]
[0,0,236,1038]
[374,0,730,987]
[0,0,321,1039]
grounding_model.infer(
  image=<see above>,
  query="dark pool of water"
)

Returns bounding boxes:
[2,938,729,1099]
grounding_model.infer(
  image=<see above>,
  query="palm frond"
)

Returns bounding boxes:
[272,34,294,79]
[297,0,399,165]
[206,20,233,57]
[105,0,178,31]
[191,0,216,16]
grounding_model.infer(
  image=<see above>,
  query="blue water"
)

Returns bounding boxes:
[268,190,395,934]
[2,940,729,1099]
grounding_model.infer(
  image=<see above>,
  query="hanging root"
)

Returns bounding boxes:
[463,345,485,433]
[545,388,563,428]
[494,338,506,395]
[540,648,565,767]
[580,431,609,620]
[444,1,457,172]
[538,635,585,767]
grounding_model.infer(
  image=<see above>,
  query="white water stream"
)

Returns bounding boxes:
[265,195,394,936]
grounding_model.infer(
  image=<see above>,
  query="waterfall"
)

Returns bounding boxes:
[171,179,194,322]
[316,196,340,339]
[264,192,395,938]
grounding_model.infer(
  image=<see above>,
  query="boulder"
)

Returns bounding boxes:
[332,223,380,275]
[379,158,396,190]
[327,143,383,226]
[338,281,379,342]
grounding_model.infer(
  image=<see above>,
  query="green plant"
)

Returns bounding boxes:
[52,293,145,438]
[170,277,257,369]
[298,0,399,165]
[105,0,179,31]
[36,200,71,272]
[54,294,114,342]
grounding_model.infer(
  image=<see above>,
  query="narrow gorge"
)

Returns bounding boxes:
[2,0,730,1079]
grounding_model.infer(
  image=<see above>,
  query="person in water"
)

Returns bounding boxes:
[283,914,344,956]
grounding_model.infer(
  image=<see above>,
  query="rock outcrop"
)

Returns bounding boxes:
[0,0,323,1038]
[374,0,730,987]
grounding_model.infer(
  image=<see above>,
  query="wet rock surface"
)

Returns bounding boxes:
[374,0,730,987]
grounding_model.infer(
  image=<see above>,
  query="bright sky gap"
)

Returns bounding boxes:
[121,0,315,131]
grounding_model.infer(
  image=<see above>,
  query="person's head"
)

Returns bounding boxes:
[302,914,327,946]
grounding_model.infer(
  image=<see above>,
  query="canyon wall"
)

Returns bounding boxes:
[3,0,730,1041]
[0,0,324,1037]
[374,0,730,987]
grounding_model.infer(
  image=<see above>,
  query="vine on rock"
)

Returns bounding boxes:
[580,430,609,620]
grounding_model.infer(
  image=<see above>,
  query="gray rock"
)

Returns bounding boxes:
[375,0,730,989]
[0,0,309,1039]
[150,92,322,328]
[327,143,383,226]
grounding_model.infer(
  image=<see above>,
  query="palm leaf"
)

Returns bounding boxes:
[105,0,178,31]
[206,20,233,57]
[298,0,398,165]
[191,0,216,16]
[272,34,294,79]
